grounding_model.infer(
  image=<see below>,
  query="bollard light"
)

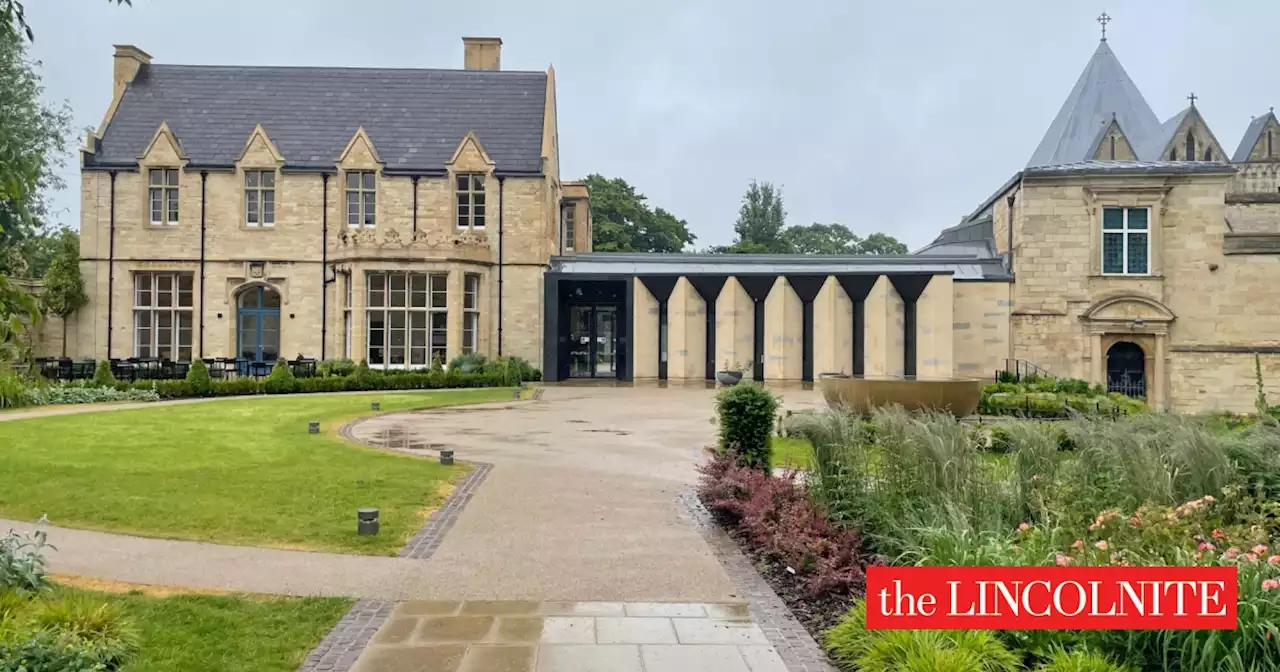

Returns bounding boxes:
[439,449,455,466]
[357,508,380,536]
[308,421,320,434]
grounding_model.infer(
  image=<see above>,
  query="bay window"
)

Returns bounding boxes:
[366,271,447,367]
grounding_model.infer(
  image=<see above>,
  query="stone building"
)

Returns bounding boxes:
[69,32,1280,414]
[73,37,592,371]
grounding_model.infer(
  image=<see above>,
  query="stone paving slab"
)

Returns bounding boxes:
[348,600,788,672]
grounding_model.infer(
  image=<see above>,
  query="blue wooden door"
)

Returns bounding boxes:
[237,287,281,363]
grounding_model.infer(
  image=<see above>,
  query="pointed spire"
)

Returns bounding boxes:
[1026,39,1160,166]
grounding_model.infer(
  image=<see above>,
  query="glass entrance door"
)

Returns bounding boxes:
[237,286,281,363]
[567,305,619,379]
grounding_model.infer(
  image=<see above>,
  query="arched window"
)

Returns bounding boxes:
[1109,135,1117,160]
[1204,147,1213,161]
[1186,133,1196,161]
[1268,130,1274,158]
[1169,148,1178,161]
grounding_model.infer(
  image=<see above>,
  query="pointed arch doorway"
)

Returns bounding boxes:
[237,286,281,364]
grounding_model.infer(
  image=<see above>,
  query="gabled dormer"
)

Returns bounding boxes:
[138,122,187,227]
[236,125,286,229]
[1090,116,1137,160]
[337,127,382,229]
[1155,105,1227,162]
[1232,110,1280,162]
[447,132,495,232]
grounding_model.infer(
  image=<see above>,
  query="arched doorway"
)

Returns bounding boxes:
[1106,341,1146,398]
[237,286,281,363]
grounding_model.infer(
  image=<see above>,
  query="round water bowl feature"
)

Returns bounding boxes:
[307,421,320,434]
[439,449,455,466]
[820,376,983,417]
[716,371,743,387]
[357,508,379,536]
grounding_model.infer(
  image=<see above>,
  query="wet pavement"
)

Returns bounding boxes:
[352,600,786,672]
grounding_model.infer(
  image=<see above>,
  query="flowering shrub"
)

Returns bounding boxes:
[698,451,864,598]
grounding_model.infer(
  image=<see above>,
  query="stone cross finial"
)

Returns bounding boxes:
[1187,92,1198,107]
[1097,12,1111,41]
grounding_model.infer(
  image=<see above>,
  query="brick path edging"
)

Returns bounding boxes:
[679,491,836,672]
[296,599,394,672]
[299,418,495,671]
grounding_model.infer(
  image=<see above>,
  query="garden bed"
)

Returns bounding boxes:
[703,382,1280,672]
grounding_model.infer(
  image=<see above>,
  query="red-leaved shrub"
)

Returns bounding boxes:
[697,451,865,598]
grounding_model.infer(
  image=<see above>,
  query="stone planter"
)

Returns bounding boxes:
[716,371,743,386]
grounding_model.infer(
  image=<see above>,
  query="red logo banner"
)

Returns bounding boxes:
[866,566,1237,630]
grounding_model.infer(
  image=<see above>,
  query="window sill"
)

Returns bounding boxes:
[148,222,180,228]
[241,224,278,231]
[1089,274,1163,279]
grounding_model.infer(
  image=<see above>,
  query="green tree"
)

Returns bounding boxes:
[584,174,695,253]
[40,229,85,356]
[2,0,129,41]
[729,180,788,253]
[855,232,909,255]
[780,222,861,255]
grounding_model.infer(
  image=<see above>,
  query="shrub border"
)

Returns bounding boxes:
[679,490,836,672]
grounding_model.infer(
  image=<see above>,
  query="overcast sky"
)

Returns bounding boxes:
[25,0,1280,249]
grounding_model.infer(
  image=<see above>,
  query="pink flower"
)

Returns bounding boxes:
[1212,529,1226,540]
[1129,516,1142,527]
[1262,579,1280,591]
[1031,474,1042,482]
[1268,555,1280,566]
[1203,495,1216,503]
[1253,544,1268,554]
[1198,542,1216,552]
[1226,548,1241,559]
[1018,523,1031,532]
[1055,554,1072,566]
[1095,540,1109,551]
[1088,523,1099,531]
[1072,540,1084,549]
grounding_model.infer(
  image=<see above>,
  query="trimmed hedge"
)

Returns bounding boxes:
[715,383,778,471]
[116,369,512,400]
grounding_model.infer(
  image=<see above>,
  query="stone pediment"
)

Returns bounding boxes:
[1080,294,1175,324]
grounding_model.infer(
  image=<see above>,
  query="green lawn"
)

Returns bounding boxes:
[12,583,351,672]
[772,436,814,469]
[0,388,514,554]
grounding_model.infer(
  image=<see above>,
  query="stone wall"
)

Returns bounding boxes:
[952,281,1011,380]
[1009,170,1280,413]
[75,146,559,366]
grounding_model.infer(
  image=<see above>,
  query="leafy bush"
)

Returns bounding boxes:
[185,359,212,396]
[0,370,31,409]
[264,360,297,394]
[715,383,777,471]
[825,602,1019,672]
[26,386,158,406]
[0,630,114,671]
[1030,649,1134,672]
[90,361,115,388]
[698,451,864,598]
[316,358,355,377]
[449,352,487,374]
[25,593,139,667]
[0,530,50,595]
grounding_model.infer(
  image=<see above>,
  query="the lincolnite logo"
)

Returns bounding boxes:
[866,566,1238,630]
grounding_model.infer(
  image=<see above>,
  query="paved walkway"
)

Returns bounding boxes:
[3,385,834,671]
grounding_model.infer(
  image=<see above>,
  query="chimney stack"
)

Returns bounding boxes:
[112,44,151,94]
[462,37,502,71]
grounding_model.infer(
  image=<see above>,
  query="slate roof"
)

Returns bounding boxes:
[1231,112,1274,162]
[1027,40,1162,167]
[89,63,549,173]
